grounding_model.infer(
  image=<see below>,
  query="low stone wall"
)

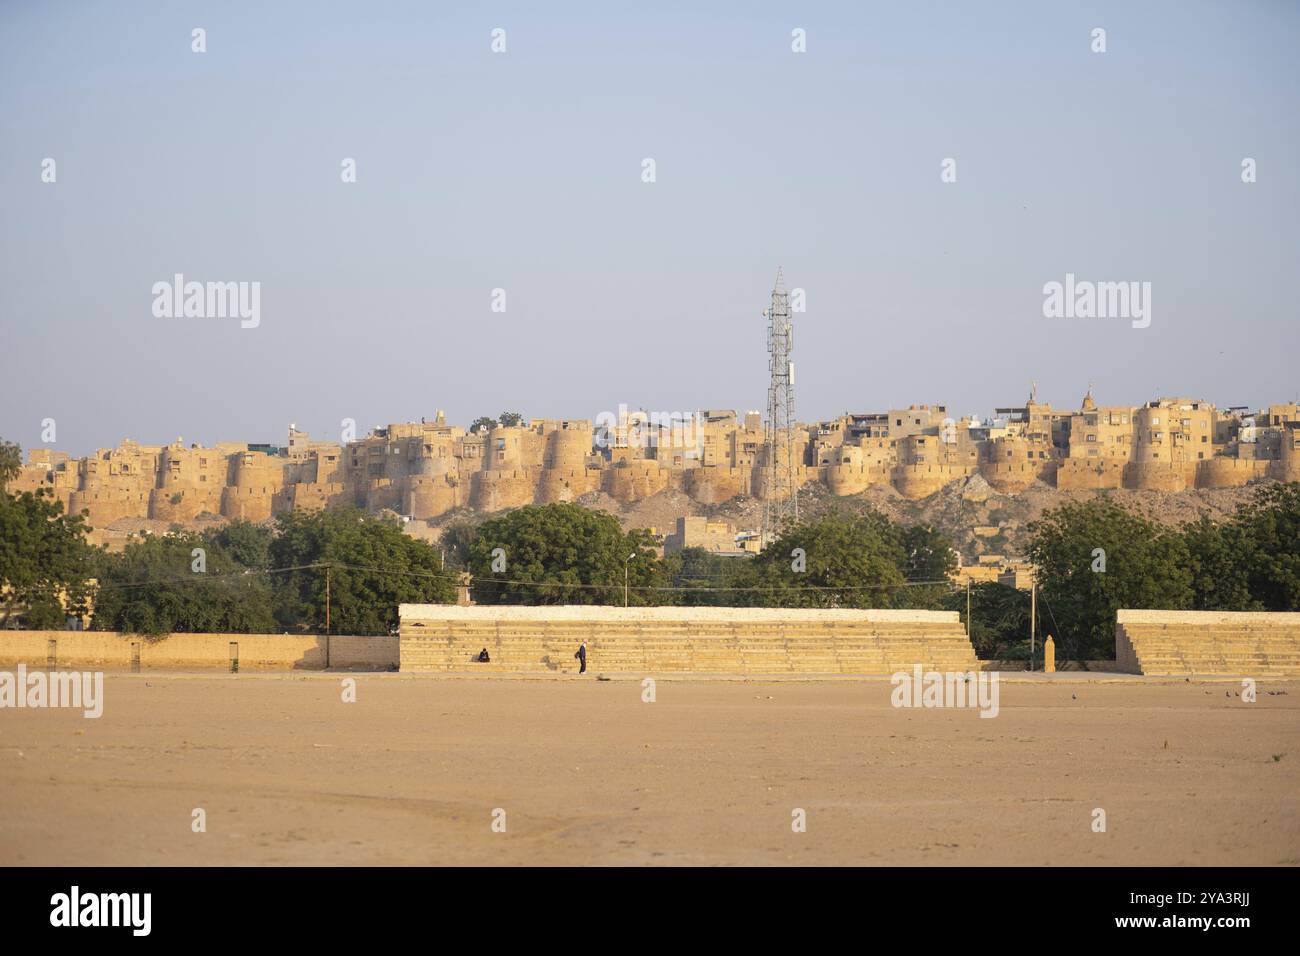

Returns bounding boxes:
[0,631,398,671]
[978,659,1128,672]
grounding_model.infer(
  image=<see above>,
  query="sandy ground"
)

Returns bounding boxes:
[1,674,1296,866]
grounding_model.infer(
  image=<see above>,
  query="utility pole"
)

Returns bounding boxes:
[1029,580,1036,672]
[325,563,331,635]
[966,579,971,637]
[624,553,636,608]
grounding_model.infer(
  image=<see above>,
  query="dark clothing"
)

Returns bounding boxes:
[477,648,490,663]
[575,644,587,674]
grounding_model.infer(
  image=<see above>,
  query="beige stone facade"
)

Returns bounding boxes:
[13,393,1300,533]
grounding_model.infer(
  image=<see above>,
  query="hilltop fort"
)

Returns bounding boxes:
[13,390,1300,547]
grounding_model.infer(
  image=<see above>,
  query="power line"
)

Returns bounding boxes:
[91,558,962,596]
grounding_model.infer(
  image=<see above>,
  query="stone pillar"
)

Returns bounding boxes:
[1044,635,1056,674]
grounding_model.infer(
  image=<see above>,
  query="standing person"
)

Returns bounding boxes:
[574,640,587,675]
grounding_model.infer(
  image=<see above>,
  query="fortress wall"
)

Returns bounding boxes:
[1055,459,1125,491]
[9,467,58,496]
[891,464,974,499]
[70,489,152,526]
[822,464,892,496]
[536,467,600,504]
[1271,438,1300,482]
[685,467,748,504]
[753,465,819,501]
[979,459,1053,493]
[291,482,351,512]
[0,631,397,671]
[469,470,537,511]
[1123,461,1191,492]
[231,456,286,490]
[1195,457,1267,490]
[365,479,403,513]
[220,485,276,522]
[604,462,672,504]
[405,476,460,520]
[13,467,78,513]
[543,429,593,470]
[148,486,225,522]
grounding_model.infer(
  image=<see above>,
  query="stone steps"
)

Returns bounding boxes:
[401,628,979,674]
[1117,618,1300,675]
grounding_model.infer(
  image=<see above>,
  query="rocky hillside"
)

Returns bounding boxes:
[578,476,1274,561]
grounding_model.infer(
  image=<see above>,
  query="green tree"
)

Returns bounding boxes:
[0,487,96,629]
[661,546,751,606]
[1228,482,1300,611]
[737,512,907,608]
[498,411,525,427]
[438,517,481,569]
[468,503,662,605]
[0,439,21,489]
[941,582,1032,659]
[1027,498,1193,660]
[206,519,274,570]
[92,531,275,636]
[469,416,498,434]
[892,523,959,609]
[269,507,454,634]
[1182,514,1257,611]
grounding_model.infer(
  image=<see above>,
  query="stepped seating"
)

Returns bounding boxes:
[1116,613,1300,676]
[400,608,979,675]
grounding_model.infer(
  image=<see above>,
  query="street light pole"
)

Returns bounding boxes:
[624,552,636,608]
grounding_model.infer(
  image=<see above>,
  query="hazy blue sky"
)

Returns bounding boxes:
[2,0,1297,455]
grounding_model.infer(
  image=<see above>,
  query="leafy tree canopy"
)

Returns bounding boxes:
[1026,498,1192,659]
[467,503,661,605]
[269,507,454,634]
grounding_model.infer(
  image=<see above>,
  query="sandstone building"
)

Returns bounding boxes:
[13,394,1300,535]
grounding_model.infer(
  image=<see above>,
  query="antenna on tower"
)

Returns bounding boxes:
[761,268,798,547]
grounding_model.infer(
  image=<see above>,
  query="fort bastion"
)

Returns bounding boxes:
[13,394,1300,532]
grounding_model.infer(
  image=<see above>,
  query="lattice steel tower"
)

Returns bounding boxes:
[762,268,798,546]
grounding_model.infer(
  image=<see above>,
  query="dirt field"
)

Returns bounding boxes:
[1,674,1296,866]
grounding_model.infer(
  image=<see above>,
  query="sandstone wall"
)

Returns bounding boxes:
[0,631,398,670]
[399,604,977,675]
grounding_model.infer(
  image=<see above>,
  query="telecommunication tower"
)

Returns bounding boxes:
[761,268,798,545]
